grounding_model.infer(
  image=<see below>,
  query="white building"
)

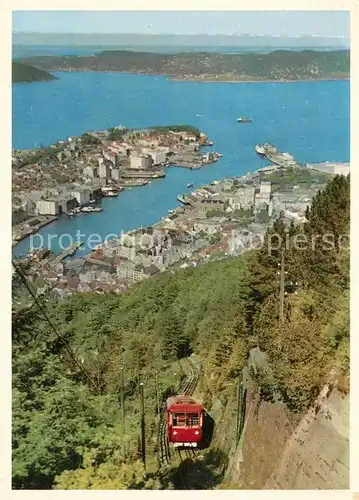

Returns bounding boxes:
[130,154,153,169]
[70,188,91,206]
[99,163,111,179]
[141,148,168,165]
[36,199,60,216]
[111,168,122,181]
[259,181,272,198]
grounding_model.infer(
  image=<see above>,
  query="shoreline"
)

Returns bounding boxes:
[42,68,350,84]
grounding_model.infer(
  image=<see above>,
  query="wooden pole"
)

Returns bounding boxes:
[155,371,160,418]
[120,367,125,435]
[139,382,146,468]
[279,250,285,324]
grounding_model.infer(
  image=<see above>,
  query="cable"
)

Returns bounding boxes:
[11,255,96,389]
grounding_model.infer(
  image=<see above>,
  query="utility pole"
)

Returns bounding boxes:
[139,382,146,469]
[236,375,243,443]
[279,249,285,324]
[155,371,160,418]
[120,367,125,435]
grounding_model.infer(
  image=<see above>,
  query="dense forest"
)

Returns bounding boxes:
[12,175,350,489]
[19,50,349,81]
[12,62,57,83]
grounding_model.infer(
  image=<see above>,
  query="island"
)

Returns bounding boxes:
[12,61,58,83]
[19,49,350,82]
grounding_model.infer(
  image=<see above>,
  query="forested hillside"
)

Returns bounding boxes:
[12,175,350,489]
[20,49,349,81]
[12,62,57,83]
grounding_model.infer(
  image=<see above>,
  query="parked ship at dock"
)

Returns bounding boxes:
[255,143,299,168]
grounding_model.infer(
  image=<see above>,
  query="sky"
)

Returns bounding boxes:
[12,10,350,37]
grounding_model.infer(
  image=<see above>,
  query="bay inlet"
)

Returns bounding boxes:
[12,72,350,258]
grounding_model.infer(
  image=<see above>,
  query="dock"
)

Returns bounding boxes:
[12,215,59,246]
[121,169,166,179]
[255,143,301,168]
[51,241,84,264]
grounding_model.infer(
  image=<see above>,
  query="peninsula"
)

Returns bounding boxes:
[12,61,58,83]
[12,124,220,243]
[19,49,349,82]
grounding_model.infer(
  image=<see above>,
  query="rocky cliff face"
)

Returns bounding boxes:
[208,365,349,489]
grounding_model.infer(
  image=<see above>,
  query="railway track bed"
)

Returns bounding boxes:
[158,358,201,468]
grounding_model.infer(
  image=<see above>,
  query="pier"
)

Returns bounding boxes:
[51,241,84,264]
[121,169,166,179]
[255,143,301,168]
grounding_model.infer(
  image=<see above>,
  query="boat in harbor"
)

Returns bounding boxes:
[236,117,252,123]
[177,194,191,205]
[80,206,104,213]
[187,182,194,188]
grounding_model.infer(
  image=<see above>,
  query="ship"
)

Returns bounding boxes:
[187,182,194,188]
[177,194,191,205]
[255,144,266,155]
[236,117,252,123]
[80,206,104,213]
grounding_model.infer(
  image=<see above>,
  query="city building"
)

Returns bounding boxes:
[36,199,60,215]
[193,220,222,235]
[229,185,255,210]
[70,188,91,206]
[111,168,122,181]
[57,195,78,213]
[306,162,350,176]
[116,260,160,282]
[259,181,272,199]
[196,198,226,216]
[130,154,153,170]
[98,163,111,179]
[84,165,98,178]
[141,148,168,165]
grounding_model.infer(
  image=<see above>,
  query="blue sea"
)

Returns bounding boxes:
[12,69,350,258]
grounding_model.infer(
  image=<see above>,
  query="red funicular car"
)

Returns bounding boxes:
[166,395,204,447]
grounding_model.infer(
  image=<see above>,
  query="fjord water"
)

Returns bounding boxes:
[13,71,349,257]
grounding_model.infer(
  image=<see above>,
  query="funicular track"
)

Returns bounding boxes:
[158,358,201,468]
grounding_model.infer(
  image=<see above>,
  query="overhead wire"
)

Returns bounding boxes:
[11,252,96,389]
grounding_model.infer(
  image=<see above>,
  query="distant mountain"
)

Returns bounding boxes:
[19,49,350,82]
[12,61,57,83]
[12,32,350,49]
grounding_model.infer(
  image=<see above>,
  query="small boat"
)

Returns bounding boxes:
[207,141,214,146]
[236,117,252,123]
[187,182,194,188]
